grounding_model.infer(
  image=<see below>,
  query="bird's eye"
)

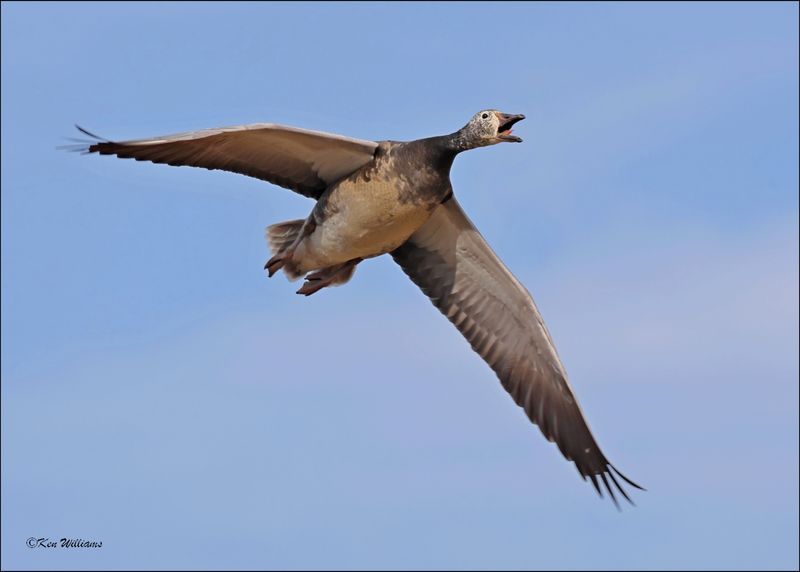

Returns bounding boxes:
[481,113,489,119]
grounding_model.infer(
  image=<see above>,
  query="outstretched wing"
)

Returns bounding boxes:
[391,197,643,506]
[76,123,378,199]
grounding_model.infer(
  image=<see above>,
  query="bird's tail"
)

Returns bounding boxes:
[265,219,305,280]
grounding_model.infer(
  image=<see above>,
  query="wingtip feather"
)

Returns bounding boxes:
[609,463,646,491]
[74,124,108,141]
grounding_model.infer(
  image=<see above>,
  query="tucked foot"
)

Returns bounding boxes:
[296,277,332,296]
[296,258,362,296]
[296,266,340,295]
[264,249,294,278]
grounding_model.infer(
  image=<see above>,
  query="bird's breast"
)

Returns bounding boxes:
[305,173,442,266]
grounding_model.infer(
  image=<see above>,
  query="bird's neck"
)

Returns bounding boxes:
[416,131,470,173]
[398,132,471,177]
[438,129,473,154]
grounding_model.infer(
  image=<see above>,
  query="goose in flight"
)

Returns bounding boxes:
[75,110,643,506]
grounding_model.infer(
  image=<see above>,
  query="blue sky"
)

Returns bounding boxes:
[1,2,798,570]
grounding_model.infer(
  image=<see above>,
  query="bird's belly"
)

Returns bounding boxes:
[301,180,435,268]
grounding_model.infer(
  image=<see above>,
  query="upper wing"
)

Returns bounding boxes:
[77,123,378,199]
[391,198,643,506]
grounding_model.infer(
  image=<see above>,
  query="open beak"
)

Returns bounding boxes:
[495,112,525,142]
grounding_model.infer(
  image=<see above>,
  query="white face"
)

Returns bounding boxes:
[460,109,523,148]
[466,109,502,142]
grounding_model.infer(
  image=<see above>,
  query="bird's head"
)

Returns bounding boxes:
[458,109,525,149]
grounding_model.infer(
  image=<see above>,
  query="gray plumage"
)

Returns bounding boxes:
[77,110,643,506]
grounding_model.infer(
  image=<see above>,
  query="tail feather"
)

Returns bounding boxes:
[266,219,304,254]
[265,219,305,280]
